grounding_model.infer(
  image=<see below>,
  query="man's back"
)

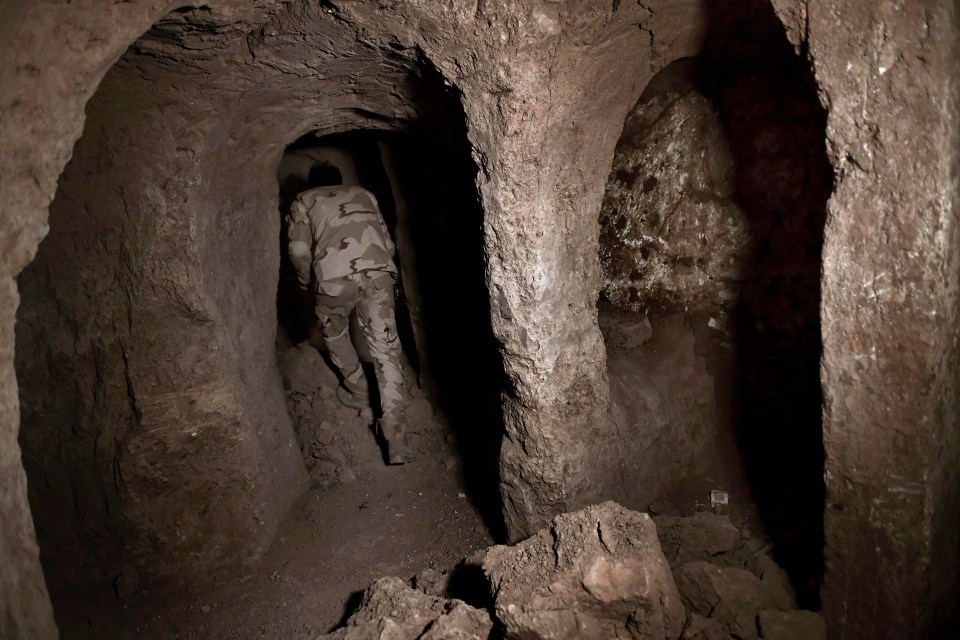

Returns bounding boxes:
[290,185,397,282]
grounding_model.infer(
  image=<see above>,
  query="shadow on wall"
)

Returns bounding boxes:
[696,0,833,608]
[390,114,509,541]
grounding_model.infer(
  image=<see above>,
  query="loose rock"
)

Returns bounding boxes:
[674,562,777,640]
[319,577,492,640]
[483,501,685,640]
[279,343,339,394]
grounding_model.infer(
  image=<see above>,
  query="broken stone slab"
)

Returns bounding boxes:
[653,512,743,567]
[757,610,826,640]
[674,562,778,640]
[319,576,492,640]
[483,501,685,640]
[278,342,339,394]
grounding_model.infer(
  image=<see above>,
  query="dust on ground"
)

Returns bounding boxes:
[53,343,497,640]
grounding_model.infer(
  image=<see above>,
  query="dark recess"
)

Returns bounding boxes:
[697,0,833,609]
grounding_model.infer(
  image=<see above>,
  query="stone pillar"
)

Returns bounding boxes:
[448,1,659,540]
[810,0,960,637]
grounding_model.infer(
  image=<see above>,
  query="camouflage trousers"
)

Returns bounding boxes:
[314,271,407,438]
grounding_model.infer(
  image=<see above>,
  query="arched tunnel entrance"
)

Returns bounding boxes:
[274,128,507,523]
[13,4,504,636]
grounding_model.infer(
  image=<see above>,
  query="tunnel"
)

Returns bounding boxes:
[2,1,959,639]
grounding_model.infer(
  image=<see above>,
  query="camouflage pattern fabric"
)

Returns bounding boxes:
[287,185,397,285]
[314,273,407,438]
[286,185,407,442]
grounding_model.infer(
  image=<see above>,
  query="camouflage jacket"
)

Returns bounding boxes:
[287,185,398,285]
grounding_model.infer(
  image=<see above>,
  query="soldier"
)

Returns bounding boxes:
[287,163,413,464]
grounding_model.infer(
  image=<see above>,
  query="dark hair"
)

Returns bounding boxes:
[308,164,343,188]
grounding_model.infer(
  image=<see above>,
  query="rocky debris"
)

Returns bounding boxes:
[744,554,796,612]
[280,342,384,487]
[285,385,378,488]
[653,512,743,567]
[482,501,685,640]
[278,342,339,394]
[333,504,824,640]
[680,615,726,640]
[319,577,492,640]
[279,342,451,486]
[756,610,826,640]
[413,568,450,598]
[675,562,788,640]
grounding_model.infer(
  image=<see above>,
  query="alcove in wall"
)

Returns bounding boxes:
[599,0,832,608]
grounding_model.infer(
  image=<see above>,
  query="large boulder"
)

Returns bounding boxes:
[483,501,685,639]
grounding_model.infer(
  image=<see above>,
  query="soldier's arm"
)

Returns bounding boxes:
[287,198,313,288]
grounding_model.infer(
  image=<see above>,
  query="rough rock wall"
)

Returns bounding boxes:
[601,59,746,316]
[804,0,960,637]
[1,1,710,635]
[448,0,707,541]
[1,2,185,636]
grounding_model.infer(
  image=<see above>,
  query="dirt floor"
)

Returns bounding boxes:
[46,310,821,638]
[52,417,495,640]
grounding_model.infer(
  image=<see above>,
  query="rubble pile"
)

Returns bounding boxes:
[322,577,493,640]
[325,502,827,639]
[278,341,437,486]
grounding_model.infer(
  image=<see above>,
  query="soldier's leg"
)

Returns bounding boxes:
[356,273,410,461]
[315,279,368,403]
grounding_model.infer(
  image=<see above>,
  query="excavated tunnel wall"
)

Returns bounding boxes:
[1,1,958,638]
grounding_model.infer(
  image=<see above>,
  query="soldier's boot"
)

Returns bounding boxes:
[337,367,370,409]
[380,417,413,465]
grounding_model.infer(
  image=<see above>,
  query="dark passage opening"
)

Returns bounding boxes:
[274,123,507,535]
[600,0,831,612]
[698,1,832,608]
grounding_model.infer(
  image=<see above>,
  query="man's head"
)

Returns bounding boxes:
[308,163,343,188]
